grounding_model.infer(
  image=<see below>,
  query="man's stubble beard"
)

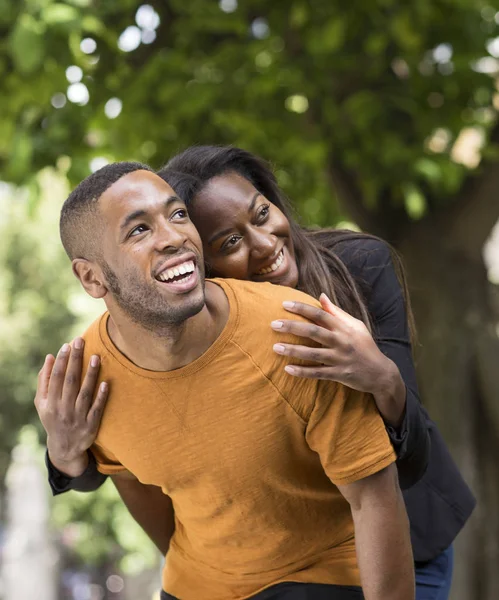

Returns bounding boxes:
[101,261,206,333]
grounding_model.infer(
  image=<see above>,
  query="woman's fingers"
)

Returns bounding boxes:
[62,338,85,412]
[282,300,336,329]
[35,354,55,409]
[87,381,109,430]
[271,318,335,346]
[47,343,71,405]
[284,364,336,380]
[273,342,334,365]
[319,293,338,315]
[76,353,102,416]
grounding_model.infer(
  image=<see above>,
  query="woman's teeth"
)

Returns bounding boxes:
[256,250,284,275]
[157,260,195,282]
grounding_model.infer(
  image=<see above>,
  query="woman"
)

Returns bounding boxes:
[46,146,475,600]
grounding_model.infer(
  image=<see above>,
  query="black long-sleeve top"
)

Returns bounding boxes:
[46,236,475,562]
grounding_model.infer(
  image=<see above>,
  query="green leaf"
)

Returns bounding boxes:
[8,14,45,75]
[414,158,442,184]
[403,183,427,220]
[43,3,79,26]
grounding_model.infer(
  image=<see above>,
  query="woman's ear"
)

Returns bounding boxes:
[72,259,107,299]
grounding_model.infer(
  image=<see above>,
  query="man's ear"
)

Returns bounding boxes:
[72,259,107,299]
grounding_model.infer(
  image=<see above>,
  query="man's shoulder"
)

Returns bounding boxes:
[213,278,321,362]
[215,278,321,319]
[80,312,108,351]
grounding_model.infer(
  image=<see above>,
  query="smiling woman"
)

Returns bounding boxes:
[191,172,300,289]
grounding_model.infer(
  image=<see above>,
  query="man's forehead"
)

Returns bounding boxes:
[101,169,176,207]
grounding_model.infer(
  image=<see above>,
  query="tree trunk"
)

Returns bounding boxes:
[399,221,499,600]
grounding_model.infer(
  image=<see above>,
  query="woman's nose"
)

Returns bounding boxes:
[249,230,277,259]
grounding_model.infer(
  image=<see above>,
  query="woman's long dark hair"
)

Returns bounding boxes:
[160,146,416,340]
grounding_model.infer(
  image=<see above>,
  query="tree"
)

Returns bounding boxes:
[1,1,499,597]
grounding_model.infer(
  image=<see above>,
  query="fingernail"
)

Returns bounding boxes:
[271,320,283,329]
[273,344,286,353]
[60,343,70,354]
[91,355,99,367]
[282,301,294,309]
[100,382,108,393]
[74,337,83,350]
[284,365,297,375]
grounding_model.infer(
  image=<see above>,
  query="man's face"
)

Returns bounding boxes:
[98,170,206,330]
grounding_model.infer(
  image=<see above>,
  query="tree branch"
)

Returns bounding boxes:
[447,120,499,261]
[324,157,381,232]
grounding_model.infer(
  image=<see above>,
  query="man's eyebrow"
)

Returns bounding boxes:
[119,195,182,232]
[208,192,261,245]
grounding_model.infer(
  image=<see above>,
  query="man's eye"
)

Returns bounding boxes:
[172,209,188,220]
[129,224,148,237]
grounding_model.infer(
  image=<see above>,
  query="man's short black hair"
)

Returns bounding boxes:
[60,161,152,260]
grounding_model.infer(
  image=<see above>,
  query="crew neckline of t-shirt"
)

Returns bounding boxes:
[97,278,239,380]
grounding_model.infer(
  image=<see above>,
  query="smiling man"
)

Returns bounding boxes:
[38,162,414,600]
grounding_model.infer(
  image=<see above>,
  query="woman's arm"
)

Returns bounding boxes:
[271,239,430,488]
[35,339,109,494]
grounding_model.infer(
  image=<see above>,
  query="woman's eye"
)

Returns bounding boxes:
[129,224,148,237]
[221,235,241,251]
[257,204,270,222]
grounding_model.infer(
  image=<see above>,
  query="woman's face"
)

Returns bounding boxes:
[188,172,299,288]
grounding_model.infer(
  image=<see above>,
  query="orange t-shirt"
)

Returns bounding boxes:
[83,279,396,599]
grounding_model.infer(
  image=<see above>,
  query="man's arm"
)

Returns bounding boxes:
[111,471,175,556]
[338,463,414,600]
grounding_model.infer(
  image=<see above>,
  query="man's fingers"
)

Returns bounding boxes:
[47,344,71,404]
[270,319,335,347]
[282,300,335,329]
[273,343,334,365]
[76,354,102,415]
[87,381,109,430]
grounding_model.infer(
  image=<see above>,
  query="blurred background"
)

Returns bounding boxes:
[0,1,499,599]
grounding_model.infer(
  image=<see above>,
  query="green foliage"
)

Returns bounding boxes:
[0,169,78,477]
[52,479,159,570]
[0,0,496,223]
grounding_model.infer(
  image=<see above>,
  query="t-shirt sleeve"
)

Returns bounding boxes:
[91,442,127,475]
[305,381,397,486]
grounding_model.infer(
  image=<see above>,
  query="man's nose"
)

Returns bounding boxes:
[153,220,187,252]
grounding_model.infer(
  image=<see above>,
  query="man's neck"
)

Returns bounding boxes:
[106,281,229,372]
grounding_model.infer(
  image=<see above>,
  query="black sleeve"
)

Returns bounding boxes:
[46,449,108,496]
[335,238,430,489]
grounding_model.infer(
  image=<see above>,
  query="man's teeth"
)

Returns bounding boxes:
[256,250,284,275]
[157,260,195,282]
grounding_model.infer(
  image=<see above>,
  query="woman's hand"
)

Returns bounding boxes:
[271,294,406,428]
[34,338,108,477]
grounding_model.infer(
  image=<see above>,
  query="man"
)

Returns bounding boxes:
[36,162,414,600]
